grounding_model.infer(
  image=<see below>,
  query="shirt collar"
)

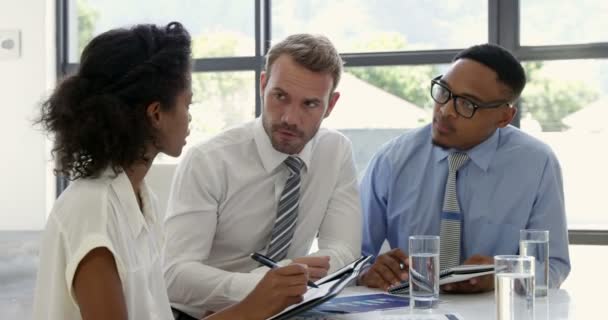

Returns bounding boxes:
[432,128,500,172]
[253,117,313,174]
[107,167,155,237]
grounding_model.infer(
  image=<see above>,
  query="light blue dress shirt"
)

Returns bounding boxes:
[360,124,570,288]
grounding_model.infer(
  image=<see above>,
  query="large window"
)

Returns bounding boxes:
[68,0,255,61]
[155,71,256,164]
[520,0,608,46]
[272,0,488,53]
[519,59,608,230]
[58,0,608,242]
[327,65,447,175]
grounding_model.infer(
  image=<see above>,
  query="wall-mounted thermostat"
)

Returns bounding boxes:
[0,30,21,60]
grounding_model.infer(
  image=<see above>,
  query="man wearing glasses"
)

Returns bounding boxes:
[358,44,570,293]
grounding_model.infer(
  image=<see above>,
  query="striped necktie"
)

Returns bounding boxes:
[439,152,470,270]
[266,156,304,261]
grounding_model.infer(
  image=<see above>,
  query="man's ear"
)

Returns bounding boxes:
[324,91,340,119]
[497,106,517,128]
[146,102,163,128]
[260,71,268,97]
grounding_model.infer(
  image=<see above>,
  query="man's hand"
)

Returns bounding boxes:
[292,256,330,281]
[441,254,494,293]
[358,248,409,291]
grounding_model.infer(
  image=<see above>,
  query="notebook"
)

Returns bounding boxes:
[268,255,373,320]
[388,264,495,295]
[310,293,408,314]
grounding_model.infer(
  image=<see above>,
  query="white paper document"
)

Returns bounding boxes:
[351,314,461,320]
[268,256,373,320]
[291,312,462,320]
[276,279,339,316]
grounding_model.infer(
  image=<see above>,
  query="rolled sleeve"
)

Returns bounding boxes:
[360,150,390,258]
[163,149,259,315]
[527,151,571,288]
[315,141,362,272]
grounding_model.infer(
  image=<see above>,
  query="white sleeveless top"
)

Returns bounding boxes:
[32,169,173,320]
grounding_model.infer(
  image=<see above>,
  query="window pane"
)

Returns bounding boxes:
[272,0,487,53]
[70,0,254,62]
[520,59,608,229]
[521,0,608,46]
[155,71,256,164]
[323,66,447,176]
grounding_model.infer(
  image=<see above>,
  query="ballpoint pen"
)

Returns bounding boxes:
[250,252,319,288]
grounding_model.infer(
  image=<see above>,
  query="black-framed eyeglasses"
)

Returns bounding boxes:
[430,75,513,119]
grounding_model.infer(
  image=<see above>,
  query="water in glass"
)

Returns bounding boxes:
[496,272,535,320]
[520,239,549,296]
[409,253,439,308]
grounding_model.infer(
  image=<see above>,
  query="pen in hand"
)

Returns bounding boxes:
[251,252,319,288]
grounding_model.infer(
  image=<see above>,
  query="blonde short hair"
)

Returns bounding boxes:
[265,34,343,92]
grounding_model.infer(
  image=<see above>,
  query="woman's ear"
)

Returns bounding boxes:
[146,102,162,128]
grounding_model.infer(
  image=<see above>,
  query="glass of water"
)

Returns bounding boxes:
[520,229,549,297]
[495,255,535,320]
[408,235,440,309]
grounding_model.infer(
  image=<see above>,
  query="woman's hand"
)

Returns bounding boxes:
[233,264,310,320]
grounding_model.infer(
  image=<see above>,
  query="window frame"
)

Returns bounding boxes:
[55,0,608,244]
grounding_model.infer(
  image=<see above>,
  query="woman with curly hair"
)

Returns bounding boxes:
[32,22,309,320]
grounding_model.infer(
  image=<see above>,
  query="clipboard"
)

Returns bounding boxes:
[388,264,495,295]
[267,255,373,320]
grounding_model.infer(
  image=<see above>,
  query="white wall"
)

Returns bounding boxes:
[0,0,55,230]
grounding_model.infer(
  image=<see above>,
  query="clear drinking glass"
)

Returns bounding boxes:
[495,255,535,320]
[408,235,440,309]
[520,229,549,297]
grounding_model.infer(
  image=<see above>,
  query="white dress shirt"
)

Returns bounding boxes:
[164,118,362,316]
[32,169,174,320]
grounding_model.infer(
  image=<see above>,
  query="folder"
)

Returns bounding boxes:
[388,264,496,295]
[268,255,373,320]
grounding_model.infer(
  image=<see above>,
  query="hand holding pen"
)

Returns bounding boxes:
[237,262,310,319]
[251,252,319,288]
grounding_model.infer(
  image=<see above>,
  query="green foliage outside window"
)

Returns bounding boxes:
[76,1,600,133]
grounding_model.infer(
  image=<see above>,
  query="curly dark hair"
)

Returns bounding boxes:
[38,22,191,180]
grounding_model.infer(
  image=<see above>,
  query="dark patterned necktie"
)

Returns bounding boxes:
[266,156,304,261]
[439,152,469,270]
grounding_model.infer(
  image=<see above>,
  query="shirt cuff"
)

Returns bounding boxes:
[356,264,373,285]
[277,258,293,267]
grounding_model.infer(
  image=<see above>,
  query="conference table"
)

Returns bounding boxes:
[308,284,596,319]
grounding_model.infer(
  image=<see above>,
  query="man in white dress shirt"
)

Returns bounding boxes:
[164,34,362,318]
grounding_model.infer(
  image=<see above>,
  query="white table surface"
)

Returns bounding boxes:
[311,284,599,320]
